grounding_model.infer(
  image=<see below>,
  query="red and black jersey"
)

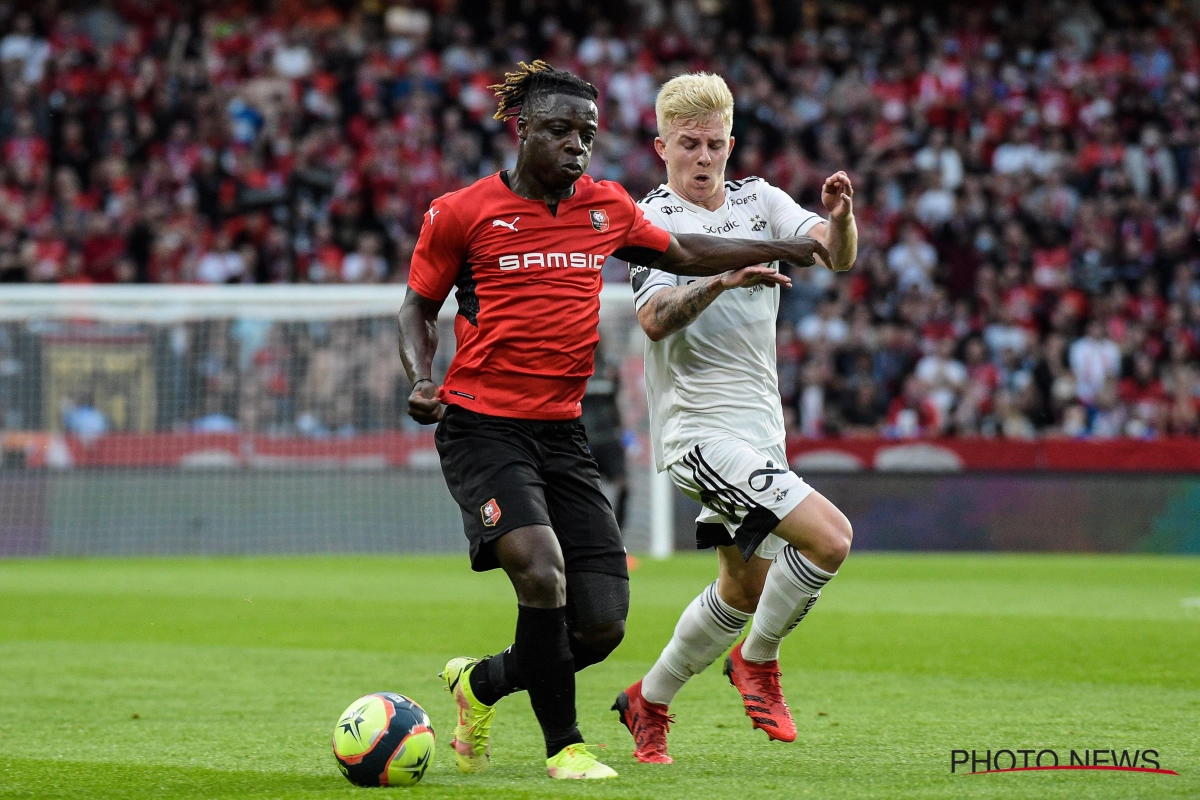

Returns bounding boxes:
[409,172,671,420]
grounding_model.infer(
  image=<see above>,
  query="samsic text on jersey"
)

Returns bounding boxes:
[409,172,671,420]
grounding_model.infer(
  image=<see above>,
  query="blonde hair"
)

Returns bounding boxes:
[655,73,734,138]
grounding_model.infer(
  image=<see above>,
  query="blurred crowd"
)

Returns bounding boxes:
[0,317,425,436]
[2,1,1200,438]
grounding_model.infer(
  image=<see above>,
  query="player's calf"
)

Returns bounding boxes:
[715,545,771,613]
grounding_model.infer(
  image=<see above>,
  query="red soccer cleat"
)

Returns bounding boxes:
[612,680,674,764]
[723,641,797,742]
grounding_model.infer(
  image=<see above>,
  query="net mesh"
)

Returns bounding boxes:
[0,286,652,556]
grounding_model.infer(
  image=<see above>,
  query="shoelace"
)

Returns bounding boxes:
[562,742,604,763]
[635,705,675,754]
[744,667,788,711]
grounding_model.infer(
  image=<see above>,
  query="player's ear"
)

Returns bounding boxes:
[728,135,735,156]
[653,137,667,163]
[516,116,528,142]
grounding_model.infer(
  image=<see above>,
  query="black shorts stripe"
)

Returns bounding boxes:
[684,450,746,512]
[692,446,760,511]
[686,453,748,522]
[682,451,745,521]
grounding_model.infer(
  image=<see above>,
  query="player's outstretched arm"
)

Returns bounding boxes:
[398,288,446,424]
[649,233,828,278]
[807,171,857,272]
[637,265,782,342]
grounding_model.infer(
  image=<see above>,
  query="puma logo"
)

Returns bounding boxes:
[427,208,440,225]
[492,217,520,232]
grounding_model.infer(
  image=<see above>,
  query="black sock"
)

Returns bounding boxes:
[514,605,581,757]
[469,647,517,707]
[468,629,611,707]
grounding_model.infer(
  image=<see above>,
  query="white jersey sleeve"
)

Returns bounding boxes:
[631,194,679,311]
[760,183,824,239]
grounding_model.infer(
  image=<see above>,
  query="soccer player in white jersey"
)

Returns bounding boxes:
[612,73,858,763]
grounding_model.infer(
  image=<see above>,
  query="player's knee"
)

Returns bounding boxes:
[512,561,567,607]
[574,619,625,657]
[815,512,853,570]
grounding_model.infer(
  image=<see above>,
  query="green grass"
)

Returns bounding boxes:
[0,553,1198,799]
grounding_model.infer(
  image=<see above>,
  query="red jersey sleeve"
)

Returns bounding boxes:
[620,193,671,253]
[408,200,468,301]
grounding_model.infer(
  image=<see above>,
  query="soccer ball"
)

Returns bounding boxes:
[332,693,435,787]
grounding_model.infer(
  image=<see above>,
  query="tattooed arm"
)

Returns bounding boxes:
[638,264,781,342]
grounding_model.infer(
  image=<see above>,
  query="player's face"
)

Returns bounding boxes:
[655,114,734,206]
[518,95,599,192]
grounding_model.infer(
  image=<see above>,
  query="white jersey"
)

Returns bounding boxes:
[632,177,823,471]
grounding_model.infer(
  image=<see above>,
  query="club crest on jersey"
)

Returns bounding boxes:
[481,498,502,527]
[589,209,610,232]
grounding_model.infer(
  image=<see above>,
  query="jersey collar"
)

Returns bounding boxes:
[498,170,585,217]
[659,183,730,222]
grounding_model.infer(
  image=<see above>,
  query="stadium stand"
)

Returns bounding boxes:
[1,1,1199,440]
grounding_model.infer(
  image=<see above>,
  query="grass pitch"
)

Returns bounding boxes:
[0,553,1197,799]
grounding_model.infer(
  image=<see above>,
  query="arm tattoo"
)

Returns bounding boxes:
[646,276,724,337]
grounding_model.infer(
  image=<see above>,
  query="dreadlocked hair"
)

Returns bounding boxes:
[489,60,599,121]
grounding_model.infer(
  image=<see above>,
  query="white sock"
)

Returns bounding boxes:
[641,582,750,706]
[742,546,835,663]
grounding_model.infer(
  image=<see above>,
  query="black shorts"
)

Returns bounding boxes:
[435,404,628,577]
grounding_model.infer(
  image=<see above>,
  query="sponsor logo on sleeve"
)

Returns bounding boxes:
[629,264,650,292]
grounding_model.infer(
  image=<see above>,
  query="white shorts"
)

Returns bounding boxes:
[667,436,813,561]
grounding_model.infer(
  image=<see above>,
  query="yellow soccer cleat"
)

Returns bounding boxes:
[440,657,496,774]
[546,743,618,780]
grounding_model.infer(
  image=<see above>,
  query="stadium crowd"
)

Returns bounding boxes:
[2,1,1200,439]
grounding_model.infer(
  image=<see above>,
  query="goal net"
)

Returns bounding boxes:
[0,285,662,556]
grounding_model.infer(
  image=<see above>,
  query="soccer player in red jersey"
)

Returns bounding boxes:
[398,61,830,780]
